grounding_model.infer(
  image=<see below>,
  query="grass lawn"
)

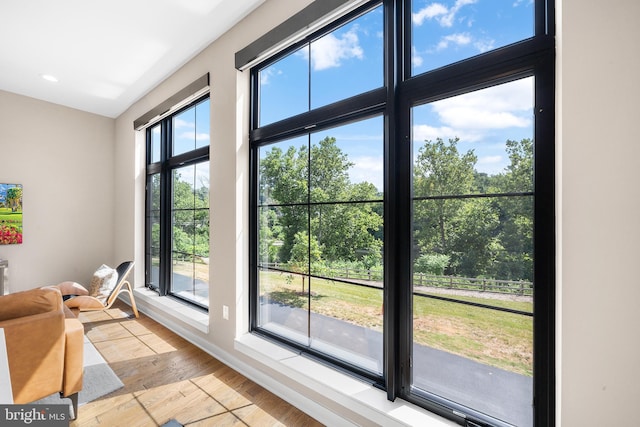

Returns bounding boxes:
[0,208,22,228]
[260,269,533,376]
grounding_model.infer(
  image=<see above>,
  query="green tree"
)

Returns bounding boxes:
[172,173,210,258]
[491,139,534,280]
[258,208,283,264]
[290,230,322,292]
[259,145,308,261]
[413,138,477,262]
[6,187,22,212]
[260,136,383,268]
[448,197,500,276]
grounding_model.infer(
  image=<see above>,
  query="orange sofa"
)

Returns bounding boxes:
[0,287,84,417]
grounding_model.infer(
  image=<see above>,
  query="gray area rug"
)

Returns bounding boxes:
[34,336,123,409]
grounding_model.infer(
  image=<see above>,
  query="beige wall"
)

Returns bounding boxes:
[0,90,116,289]
[557,0,640,424]
[2,0,639,424]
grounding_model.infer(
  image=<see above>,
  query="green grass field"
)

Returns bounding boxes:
[0,208,22,227]
[260,270,533,376]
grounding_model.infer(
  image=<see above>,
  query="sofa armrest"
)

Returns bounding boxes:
[0,307,65,403]
[62,317,84,397]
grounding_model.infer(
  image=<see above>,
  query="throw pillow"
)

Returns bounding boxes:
[88,264,118,301]
[54,281,89,296]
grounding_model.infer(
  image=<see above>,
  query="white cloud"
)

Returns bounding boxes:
[512,0,534,6]
[176,131,209,141]
[413,124,457,141]
[474,38,496,52]
[437,107,530,130]
[308,28,364,71]
[412,3,448,25]
[413,0,477,28]
[412,46,424,67]
[174,118,193,129]
[260,68,281,85]
[413,77,533,143]
[476,155,506,175]
[349,155,384,191]
[195,132,210,142]
[477,155,503,166]
[440,0,477,27]
[413,123,483,143]
[436,32,472,50]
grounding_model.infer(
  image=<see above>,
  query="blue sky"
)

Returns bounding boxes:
[0,183,21,204]
[151,100,211,190]
[258,1,535,193]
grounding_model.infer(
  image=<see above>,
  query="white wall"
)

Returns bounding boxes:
[0,90,116,290]
[557,0,640,425]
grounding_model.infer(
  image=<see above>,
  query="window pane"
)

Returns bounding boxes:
[258,5,383,127]
[195,99,210,150]
[310,116,384,203]
[411,0,534,76]
[150,246,160,288]
[173,105,196,156]
[258,205,310,346]
[173,99,210,156]
[150,125,161,163]
[310,278,383,374]
[411,78,535,425]
[309,202,384,374]
[259,46,310,126]
[310,5,383,109]
[258,135,309,206]
[258,206,286,268]
[411,297,533,424]
[171,162,210,306]
[412,77,534,198]
[147,173,161,288]
[311,203,383,279]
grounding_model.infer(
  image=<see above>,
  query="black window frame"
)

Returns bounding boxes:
[145,95,211,311]
[249,0,555,425]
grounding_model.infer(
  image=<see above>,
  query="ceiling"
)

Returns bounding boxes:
[0,0,265,118]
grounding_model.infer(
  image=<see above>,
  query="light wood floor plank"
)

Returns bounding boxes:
[71,302,324,427]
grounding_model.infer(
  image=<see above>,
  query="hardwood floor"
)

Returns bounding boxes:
[72,301,323,427]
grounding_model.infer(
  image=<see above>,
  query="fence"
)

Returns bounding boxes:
[263,263,533,297]
[412,273,533,296]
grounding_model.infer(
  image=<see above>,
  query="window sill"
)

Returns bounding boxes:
[133,288,209,334]
[235,334,457,427]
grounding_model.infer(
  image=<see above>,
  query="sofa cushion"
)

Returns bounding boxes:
[0,287,62,321]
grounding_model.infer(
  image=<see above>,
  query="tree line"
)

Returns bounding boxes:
[259,135,533,282]
[150,174,209,260]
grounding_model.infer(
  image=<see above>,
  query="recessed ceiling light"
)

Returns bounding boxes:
[40,74,59,83]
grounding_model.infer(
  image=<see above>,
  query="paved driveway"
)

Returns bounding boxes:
[260,302,532,427]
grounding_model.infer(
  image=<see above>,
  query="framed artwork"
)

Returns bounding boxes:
[0,184,22,244]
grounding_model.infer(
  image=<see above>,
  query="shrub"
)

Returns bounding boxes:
[414,253,450,276]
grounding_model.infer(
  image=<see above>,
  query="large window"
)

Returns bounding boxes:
[146,96,210,309]
[250,1,554,425]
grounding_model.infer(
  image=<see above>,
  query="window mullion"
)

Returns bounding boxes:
[159,119,172,296]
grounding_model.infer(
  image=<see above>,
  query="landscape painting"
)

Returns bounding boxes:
[0,183,22,244]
